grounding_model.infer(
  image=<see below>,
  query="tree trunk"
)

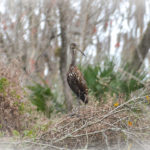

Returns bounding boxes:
[129,22,150,71]
[58,2,73,111]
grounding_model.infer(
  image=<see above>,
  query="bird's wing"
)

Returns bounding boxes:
[75,67,87,91]
[68,66,88,94]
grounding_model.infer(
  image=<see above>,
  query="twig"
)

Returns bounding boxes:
[118,68,145,85]
[0,140,68,150]
[103,131,110,150]
[53,95,149,143]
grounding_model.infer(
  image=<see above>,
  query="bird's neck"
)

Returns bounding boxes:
[71,50,76,66]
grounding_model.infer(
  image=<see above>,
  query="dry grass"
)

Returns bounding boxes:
[37,95,150,149]
[0,93,150,149]
[0,59,26,134]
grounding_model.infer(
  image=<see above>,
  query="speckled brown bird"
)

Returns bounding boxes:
[67,43,88,104]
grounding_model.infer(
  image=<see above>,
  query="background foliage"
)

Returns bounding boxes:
[28,82,64,118]
[81,59,145,101]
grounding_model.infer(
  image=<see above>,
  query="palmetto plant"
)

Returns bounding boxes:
[80,59,145,101]
[28,83,64,118]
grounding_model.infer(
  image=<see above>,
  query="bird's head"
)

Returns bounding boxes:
[70,43,76,50]
[70,43,85,56]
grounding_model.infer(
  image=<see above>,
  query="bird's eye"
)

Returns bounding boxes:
[70,43,76,49]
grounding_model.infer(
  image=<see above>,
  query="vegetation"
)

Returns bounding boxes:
[0,62,25,134]
[0,0,150,149]
[81,59,145,101]
[28,82,64,118]
[0,77,8,93]
[27,58,146,119]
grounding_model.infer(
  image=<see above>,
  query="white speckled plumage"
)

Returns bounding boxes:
[67,43,88,104]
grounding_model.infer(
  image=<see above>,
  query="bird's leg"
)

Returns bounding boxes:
[77,91,82,112]
[71,91,82,116]
[73,97,81,113]
[77,97,82,108]
[70,98,81,117]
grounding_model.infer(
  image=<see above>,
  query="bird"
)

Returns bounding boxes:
[67,43,88,104]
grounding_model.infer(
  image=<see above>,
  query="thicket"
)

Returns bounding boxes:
[28,58,146,118]
[81,59,145,101]
[28,82,64,118]
[0,61,25,135]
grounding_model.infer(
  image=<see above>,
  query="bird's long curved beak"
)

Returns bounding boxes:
[76,48,86,56]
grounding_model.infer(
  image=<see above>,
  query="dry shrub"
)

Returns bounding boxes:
[0,59,25,135]
[39,96,150,149]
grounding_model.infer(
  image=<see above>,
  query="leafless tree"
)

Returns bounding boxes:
[57,0,73,111]
[129,22,150,71]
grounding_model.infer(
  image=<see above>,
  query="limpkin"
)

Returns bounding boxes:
[67,43,88,104]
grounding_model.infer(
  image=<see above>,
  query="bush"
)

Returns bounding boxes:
[81,59,145,101]
[28,82,64,118]
[0,60,25,134]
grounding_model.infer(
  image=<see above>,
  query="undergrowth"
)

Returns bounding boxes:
[0,60,25,135]
[80,59,145,102]
[28,82,64,118]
